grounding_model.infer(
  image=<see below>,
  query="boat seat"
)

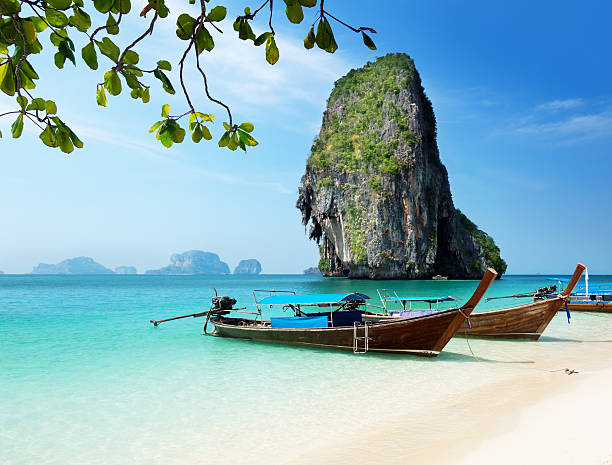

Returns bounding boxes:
[603,295,612,301]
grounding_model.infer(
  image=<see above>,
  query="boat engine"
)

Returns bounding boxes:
[211,295,237,313]
[534,285,557,299]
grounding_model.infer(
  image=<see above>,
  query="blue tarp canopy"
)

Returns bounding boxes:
[385,296,458,303]
[258,292,370,306]
[270,316,329,328]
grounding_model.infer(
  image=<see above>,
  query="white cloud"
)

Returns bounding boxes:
[515,110,612,142]
[535,98,584,111]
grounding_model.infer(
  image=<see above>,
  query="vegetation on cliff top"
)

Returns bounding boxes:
[306,54,421,176]
[456,209,507,275]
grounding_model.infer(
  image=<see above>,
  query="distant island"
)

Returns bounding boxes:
[0,270,4,274]
[146,250,230,275]
[233,259,262,275]
[303,267,321,275]
[115,266,137,274]
[31,257,114,275]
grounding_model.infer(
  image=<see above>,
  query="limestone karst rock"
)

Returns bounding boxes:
[297,54,506,279]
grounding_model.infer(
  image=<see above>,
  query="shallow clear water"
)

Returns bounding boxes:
[2,274,611,464]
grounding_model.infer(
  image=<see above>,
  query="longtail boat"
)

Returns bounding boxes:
[547,270,612,313]
[364,264,585,340]
[205,269,497,356]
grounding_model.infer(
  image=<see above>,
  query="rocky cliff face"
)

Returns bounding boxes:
[32,257,115,274]
[146,250,230,275]
[233,259,262,275]
[297,54,506,279]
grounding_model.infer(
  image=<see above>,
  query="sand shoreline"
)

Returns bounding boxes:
[288,337,612,465]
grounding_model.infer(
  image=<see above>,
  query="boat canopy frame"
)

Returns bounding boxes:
[377,288,459,312]
[253,290,370,323]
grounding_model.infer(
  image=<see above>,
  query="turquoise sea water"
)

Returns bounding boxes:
[2,273,612,464]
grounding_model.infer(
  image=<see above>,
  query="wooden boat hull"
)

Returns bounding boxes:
[456,298,562,340]
[212,308,468,357]
[363,299,561,340]
[567,302,612,313]
[366,264,585,341]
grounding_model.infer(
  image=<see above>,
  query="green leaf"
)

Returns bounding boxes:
[70,7,91,32]
[26,98,46,110]
[39,123,57,147]
[81,42,98,69]
[96,37,120,63]
[176,13,196,40]
[153,68,175,94]
[149,120,163,133]
[0,63,15,96]
[54,51,66,69]
[299,0,316,6]
[28,17,48,32]
[21,20,37,45]
[45,100,58,114]
[96,84,108,106]
[201,125,212,140]
[285,2,303,24]
[123,50,139,64]
[218,131,230,147]
[58,39,76,65]
[0,63,7,87]
[47,0,72,10]
[114,0,131,15]
[157,60,171,71]
[304,27,315,49]
[325,31,338,53]
[105,13,119,34]
[265,35,279,65]
[11,113,23,138]
[16,95,27,108]
[161,104,170,117]
[121,70,140,89]
[238,122,254,132]
[227,132,238,151]
[141,86,150,103]
[20,60,39,81]
[315,18,331,50]
[45,8,69,27]
[207,6,226,22]
[0,0,20,14]
[238,19,255,41]
[195,27,214,54]
[172,127,186,143]
[254,32,271,46]
[104,70,121,95]
[56,128,74,153]
[94,0,113,14]
[222,122,231,131]
[191,126,203,143]
[361,32,376,51]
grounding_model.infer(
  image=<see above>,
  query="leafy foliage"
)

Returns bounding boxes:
[456,209,508,275]
[306,54,419,176]
[0,0,376,153]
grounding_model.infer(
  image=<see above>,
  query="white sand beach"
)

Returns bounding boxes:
[289,338,612,465]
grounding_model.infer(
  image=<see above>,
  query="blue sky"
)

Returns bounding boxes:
[1,0,610,274]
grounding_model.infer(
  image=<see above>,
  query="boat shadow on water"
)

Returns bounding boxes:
[207,334,537,365]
